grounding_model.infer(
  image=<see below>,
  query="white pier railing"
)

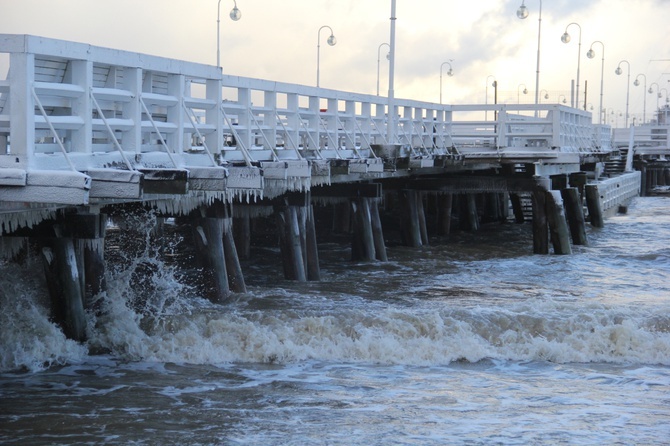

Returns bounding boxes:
[0,34,613,208]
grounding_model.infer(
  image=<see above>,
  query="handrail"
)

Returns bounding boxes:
[247,109,280,161]
[90,89,134,171]
[139,96,179,168]
[335,115,363,159]
[219,104,253,167]
[31,87,77,171]
[298,117,324,159]
[274,110,304,160]
[182,102,218,167]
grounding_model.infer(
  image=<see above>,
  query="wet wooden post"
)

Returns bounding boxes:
[275,192,319,281]
[634,160,647,197]
[531,180,549,254]
[436,193,453,235]
[545,190,572,254]
[509,193,526,223]
[41,234,87,341]
[417,192,429,246]
[561,187,588,246]
[465,193,479,231]
[352,197,376,261]
[332,201,352,234]
[223,203,247,293]
[233,213,251,260]
[369,198,388,261]
[585,184,604,228]
[305,200,321,280]
[569,172,588,203]
[190,201,230,302]
[399,189,422,247]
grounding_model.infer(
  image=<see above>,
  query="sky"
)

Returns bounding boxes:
[1,0,670,126]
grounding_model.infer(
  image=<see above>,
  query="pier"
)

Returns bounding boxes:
[1,34,664,341]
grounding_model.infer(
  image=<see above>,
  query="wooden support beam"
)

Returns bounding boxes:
[560,187,588,246]
[585,184,604,228]
[531,189,549,254]
[41,237,87,341]
[351,197,376,261]
[465,193,479,231]
[510,193,526,223]
[305,203,321,280]
[545,190,572,255]
[190,202,230,302]
[370,198,388,261]
[223,204,246,293]
[436,193,453,235]
[399,189,422,247]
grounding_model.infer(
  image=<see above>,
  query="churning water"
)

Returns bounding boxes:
[1,197,669,445]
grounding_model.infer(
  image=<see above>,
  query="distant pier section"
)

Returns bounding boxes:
[1,34,666,341]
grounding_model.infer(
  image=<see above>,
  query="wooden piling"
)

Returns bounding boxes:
[352,197,376,261]
[191,210,230,302]
[509,193,526,223]
[531,190,549,254]
[399,189,422,247]
[585,184,604,228]
[416,192,429,246]
[560,187,588,246]
[233,214,251,260]
[465,193,479,231]
[370,198,388,261]
[41,237,87,341]
[223,204,247,293]
[305,204,321,280]
[545,190,572,255]
[436,193,453,235]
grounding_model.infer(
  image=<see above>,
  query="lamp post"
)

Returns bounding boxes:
[558,94,567,104]
[586,41,605,124]
[440,61,454,104]
[486,75,496,120]
[517,0,542,106]
[377,43,390,96]
[634,74,647,124]
[216,0,241,69]
[387,0,397,143]
[518,83,528,104]
[316,25,337,88]
[560,22,581,108]
[615,60,631,128]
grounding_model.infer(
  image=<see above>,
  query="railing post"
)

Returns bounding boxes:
[122,67,142,154]
[168,74,186,153]
[7,52,35,169]
[263,90,277,153]
[70,60,92,155]
[206,78,223,157]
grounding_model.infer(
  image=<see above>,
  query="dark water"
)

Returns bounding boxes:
[1,197,669,445]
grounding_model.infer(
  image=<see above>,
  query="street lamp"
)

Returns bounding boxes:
[216,0,241,69]
[586,41,605,124]
[440,61,454,104]
[615,60,631,128]
[634,74,647,124]
[558,94,567,104]
[517,0,542,106]
[518,83,528,104]
[486,75,496,120]
[540,89,549,102]
[560,22,581,108]
[377,43,390,96]
[316,25,337,88]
